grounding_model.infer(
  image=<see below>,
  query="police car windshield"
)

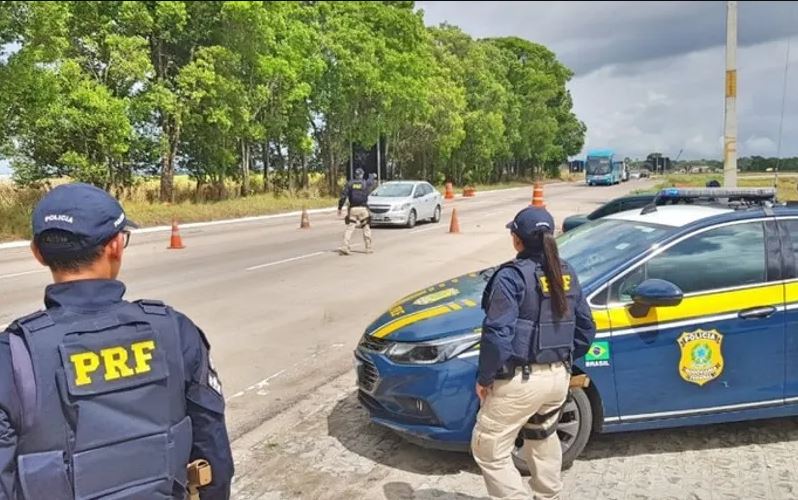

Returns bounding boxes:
[372,183,415,197]
[557,219,671,286]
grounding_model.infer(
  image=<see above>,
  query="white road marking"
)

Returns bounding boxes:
[0,269,46,280]
[409,225,439,234]
[246,252,325,271]
[246,369,288,391]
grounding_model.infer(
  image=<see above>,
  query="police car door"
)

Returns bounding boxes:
[605,219,785,421]
[777,218,798,404]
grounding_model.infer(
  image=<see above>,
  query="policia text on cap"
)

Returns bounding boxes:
[0,183,234,500]
[472,206,596,500]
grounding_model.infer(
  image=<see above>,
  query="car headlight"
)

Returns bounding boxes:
[386,332,480,364]
[393,203,411,212]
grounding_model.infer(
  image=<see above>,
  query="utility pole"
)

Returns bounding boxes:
[723,1,738,187]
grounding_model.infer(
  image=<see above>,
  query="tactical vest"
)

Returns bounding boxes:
[8,300,192,500]
[483,259,577,367]
[348,180,369,207]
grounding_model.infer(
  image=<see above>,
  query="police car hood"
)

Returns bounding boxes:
[364,269,493,342]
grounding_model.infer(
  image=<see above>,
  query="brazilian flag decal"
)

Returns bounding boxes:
[586,341,610,362]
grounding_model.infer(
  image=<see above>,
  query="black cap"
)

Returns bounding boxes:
[506,206,555,240]
[32,183,138,251]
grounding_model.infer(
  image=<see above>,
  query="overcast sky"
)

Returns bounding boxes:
[418,1,798,161]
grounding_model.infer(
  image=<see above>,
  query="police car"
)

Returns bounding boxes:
[355,188,798,467]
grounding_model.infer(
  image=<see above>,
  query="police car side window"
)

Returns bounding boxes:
[650,222,766,295]
[611,222,767,301]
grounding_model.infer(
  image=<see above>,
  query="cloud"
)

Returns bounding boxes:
[418,1,798,159]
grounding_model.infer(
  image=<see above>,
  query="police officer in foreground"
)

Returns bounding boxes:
[472,207,595,500]
[337,168,373,255]
[0,183,233,500]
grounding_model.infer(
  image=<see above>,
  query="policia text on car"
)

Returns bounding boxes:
[473,206,596,500]
[0,183,234,500]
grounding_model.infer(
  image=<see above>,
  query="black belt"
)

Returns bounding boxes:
[495,361,565,381]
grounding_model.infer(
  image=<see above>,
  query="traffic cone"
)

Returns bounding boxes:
[444,182,455,200]
[167,219,185,249]
[531,182,545,207]
[449,208,460,234]
[300,208,310,229]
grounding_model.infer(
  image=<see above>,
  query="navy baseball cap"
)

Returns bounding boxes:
[506,206,555,239]
[32,183,138,247]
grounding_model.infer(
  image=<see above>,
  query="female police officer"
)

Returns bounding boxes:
[472,206,595,500]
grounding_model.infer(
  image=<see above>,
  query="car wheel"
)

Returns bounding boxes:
[406,209,417,228]
[432,205,442,223]
[511,388,592,473]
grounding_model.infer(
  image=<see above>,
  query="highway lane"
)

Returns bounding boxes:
[0,180,653,438]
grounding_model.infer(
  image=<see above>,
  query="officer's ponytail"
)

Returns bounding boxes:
[542,232,568,319]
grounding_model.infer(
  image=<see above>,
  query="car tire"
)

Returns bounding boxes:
[511,388,592,473]
[432,205,442,223]
[406,209,417,228]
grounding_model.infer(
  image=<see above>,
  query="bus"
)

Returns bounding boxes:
[585,148,622,185]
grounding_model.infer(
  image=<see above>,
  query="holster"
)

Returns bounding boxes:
[186,460,212,500]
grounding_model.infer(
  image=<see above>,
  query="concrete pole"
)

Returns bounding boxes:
[376,134,381,184]
[723,1,738,187]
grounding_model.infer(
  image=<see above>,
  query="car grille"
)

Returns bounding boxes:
[359,335,391,352]
[368,205,390,214]
[357,354,380,393]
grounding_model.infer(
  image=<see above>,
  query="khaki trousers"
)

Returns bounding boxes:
[342,206,372,252]
[472,363,569,500]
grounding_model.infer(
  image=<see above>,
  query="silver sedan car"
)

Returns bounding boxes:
[367,181,443,228]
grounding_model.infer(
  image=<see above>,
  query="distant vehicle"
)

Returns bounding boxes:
[620,161,630,182]
[586,149,622,185]
[630,170,642,180]
[562,194,656,232]
[639,169,651,178]
[367,181,442,228]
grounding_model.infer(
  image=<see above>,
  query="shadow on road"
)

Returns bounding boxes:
[382,482,488,500]
[580,416,798,462]
[326,390,478,476]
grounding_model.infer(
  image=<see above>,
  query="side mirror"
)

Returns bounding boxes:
[632,279,683,307]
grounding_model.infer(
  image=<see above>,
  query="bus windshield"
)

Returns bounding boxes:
[586,157,611,175]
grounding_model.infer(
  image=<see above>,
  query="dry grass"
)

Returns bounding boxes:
[0,173,555,241]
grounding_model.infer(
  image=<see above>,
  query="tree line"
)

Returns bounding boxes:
[0,1,585,201]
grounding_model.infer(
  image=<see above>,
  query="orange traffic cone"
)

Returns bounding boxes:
[449,208,460,234]
[167,219,185,249]
[300,208,310,229]
[531,182,545,207]
[444,182,455,200]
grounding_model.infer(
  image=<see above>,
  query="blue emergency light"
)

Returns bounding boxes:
[641,187,777,214]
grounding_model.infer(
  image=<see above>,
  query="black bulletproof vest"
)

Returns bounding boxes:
[483,259,577,366]
[348,180,369,206]
[9,300,192,500]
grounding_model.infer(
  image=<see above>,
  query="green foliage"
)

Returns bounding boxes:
[0,1,586,200]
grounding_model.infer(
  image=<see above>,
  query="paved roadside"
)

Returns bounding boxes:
[231,371,798,500]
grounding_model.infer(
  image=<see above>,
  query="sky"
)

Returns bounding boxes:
[418,1,798,161]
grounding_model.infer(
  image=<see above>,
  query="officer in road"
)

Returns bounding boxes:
[472,206,595,500]
[0,183,234,500]
[338,168,373,255]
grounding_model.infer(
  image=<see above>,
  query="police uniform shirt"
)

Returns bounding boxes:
[478,254,596,387]
[0,280,234,500]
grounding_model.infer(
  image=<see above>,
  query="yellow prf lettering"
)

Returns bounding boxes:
[100,346,135,381]
[539,275,573,293]
[131,340,156,374]
[70,352,101,386]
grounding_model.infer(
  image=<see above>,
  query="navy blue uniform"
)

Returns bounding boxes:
[478,255,595,387]
[338,179,370,210]
[0,280,234,500]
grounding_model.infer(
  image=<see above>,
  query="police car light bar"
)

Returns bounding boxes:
[640,187,777,215]
[658,187,777,200]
